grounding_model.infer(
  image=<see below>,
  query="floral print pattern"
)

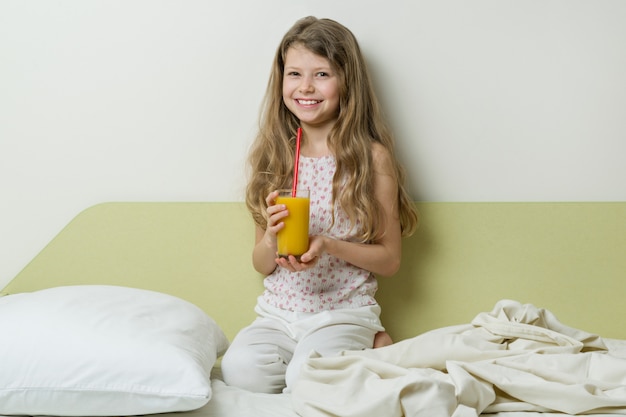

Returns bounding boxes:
[262,156,378,312]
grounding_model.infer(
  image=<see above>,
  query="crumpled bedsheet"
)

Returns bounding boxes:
[292,299,626,417]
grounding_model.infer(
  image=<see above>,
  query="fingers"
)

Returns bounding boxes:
[265,190,288,230]
[275,254,318,273]
[275,256,300,273]
[265,190,279,207]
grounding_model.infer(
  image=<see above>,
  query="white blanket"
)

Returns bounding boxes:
[292,300,626,417]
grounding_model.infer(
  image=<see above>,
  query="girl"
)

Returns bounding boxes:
[221,16,418,394]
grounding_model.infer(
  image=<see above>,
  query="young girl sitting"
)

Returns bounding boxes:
[221,16,418,394]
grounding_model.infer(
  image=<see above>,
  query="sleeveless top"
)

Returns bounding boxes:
[261,155,378,313]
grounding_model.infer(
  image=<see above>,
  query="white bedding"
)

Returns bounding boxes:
[4,354,625,417]
[292,300,626,417]
[3,299,625,417]
[188,370,626,417]
[186,335,626,417]
[188,364,626,417]
[4,343,622,417]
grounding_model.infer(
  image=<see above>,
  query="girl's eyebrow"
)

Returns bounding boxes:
[284,65,332,72]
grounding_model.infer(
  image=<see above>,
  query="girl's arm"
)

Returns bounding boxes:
[283,143,403,277]
[252,226,279,275]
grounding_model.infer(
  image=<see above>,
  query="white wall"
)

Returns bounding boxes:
[1,0,625,288]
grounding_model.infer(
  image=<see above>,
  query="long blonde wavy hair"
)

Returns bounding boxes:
[245,16,417,242]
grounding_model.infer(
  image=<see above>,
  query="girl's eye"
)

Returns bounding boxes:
[316,72,328,77]
[286,71,300,77]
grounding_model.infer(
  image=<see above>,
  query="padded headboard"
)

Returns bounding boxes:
[2,202,625,341]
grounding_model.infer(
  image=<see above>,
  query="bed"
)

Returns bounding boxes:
[1,201,625,417]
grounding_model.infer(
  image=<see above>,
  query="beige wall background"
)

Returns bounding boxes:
[1,0,625,288]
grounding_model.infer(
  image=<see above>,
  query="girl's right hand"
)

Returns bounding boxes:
[264,190,288,242]
[253,190,291,275]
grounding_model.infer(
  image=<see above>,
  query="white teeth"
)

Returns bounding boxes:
[298,100,319,105]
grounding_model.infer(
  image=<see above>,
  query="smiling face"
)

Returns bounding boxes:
[282,44,340,132]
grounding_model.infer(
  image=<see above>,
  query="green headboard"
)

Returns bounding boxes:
[2,202,625,341]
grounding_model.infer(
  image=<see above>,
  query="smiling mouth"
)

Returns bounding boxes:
[297,99,321,105]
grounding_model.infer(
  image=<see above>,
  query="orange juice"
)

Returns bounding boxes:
[276,189,310,258]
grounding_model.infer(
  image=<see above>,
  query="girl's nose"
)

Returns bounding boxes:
[298,78,315,94]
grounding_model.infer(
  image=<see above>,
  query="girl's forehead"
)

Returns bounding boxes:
[284,45,331,67]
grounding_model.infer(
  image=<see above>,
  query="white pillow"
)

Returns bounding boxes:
[0,285,229,416]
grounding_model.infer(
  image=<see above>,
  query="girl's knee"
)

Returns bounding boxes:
[221,345,287,394]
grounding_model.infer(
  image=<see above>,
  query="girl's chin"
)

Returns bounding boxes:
[293,114,338,128]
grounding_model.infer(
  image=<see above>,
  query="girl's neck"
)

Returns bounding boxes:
[300,138,332,158]
[299,124,333,158]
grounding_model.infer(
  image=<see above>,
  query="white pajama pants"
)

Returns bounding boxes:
[221,297,384,394]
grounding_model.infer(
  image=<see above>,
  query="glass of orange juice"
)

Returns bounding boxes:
[276,189,310,260]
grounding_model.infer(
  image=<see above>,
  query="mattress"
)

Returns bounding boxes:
[1,291,625,417]
[2,289,625,417]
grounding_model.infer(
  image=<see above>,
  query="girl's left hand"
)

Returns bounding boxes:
[275,255,313,272]
[275,235,324,272]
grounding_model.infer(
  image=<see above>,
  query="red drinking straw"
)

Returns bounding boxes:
[291,127,302,197]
